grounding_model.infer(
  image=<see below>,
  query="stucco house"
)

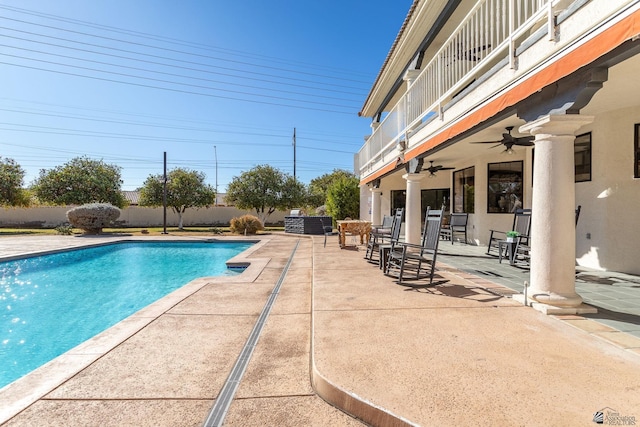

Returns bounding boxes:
[356,0,640,313]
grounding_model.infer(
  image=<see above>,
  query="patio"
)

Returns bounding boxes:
[436,242,640,340]
[0,233,639,426]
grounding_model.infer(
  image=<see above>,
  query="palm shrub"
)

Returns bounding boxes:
[66,203,121,234]
[229,215,264,235]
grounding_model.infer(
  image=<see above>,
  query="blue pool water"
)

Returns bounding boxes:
[0,241,252,388]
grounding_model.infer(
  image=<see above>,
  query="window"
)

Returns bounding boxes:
[390,190,405,218]
[453,167,475,213]
[575,132,591,182]
[421,188,450,221]
[487,161,523,213]
[635,124,640,178]
[531,133,592,183]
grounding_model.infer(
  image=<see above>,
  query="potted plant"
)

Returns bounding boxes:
[506,231,519,243]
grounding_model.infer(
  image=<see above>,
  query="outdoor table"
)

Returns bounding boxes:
[336,220,372,248]
[498,239,517,265]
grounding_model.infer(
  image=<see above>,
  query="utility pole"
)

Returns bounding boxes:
[214,145,218,206]
[293,127,296,180]
[162,151,167,234]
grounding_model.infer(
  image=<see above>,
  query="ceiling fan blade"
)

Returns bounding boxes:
[471,140,503,144]
[490,142,504,149]
[513,137,534,146]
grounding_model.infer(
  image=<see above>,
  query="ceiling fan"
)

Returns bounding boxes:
[473,126,534,154]
[425,160,455,177]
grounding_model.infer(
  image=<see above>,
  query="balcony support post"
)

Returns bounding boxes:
[370,188,383,226]
[518,114,595,314]
[402,172,424,245]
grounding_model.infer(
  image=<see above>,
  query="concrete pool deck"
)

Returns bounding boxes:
[0,233,639,426]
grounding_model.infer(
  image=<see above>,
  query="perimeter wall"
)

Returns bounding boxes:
[0,206,287,228]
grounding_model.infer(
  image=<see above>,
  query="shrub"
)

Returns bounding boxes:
[55,223,73,235]
[326,176,360,221]
[208,227,224,235]
[229,215,264,235]
[66,203,121,234]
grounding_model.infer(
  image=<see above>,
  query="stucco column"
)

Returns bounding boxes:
[404,69,420,88]
[370,188,382,226]
[520,114,593,309]
[402,172,423,245]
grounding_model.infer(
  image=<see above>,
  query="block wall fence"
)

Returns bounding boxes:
[0,206,287,228]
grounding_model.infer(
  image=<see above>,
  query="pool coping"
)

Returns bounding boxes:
[0,235,272,424]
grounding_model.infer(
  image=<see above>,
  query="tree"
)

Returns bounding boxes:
[325,175,360,222]
[225,165,307,224]
[31,157,126,208]
[308,169,356,208]
[0,157,29,206]
[139,167,215,230]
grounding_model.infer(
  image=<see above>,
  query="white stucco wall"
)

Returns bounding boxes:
[574,106,640,274]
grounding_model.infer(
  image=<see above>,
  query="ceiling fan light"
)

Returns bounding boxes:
[505,147,515,155]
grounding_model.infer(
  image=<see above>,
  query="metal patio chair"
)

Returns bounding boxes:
[320,217,333,247]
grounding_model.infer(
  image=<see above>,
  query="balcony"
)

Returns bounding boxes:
[356,0,636,180]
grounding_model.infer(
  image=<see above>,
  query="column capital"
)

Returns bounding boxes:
[369,187,382,194]
[519,114,594,137]
[403,69,421,83]
[402,172,424,182]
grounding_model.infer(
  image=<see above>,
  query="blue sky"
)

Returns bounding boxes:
[0,1,412,191]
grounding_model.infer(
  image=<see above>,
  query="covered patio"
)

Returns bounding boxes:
[436,242,640,340]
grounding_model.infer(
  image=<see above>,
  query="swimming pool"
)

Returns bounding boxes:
[0,241,253,388]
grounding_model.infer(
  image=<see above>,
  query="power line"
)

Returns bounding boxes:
[0,21,370,91]
[1,53,358,110]
[0,122,358,152]
[1,60,357,115]
[0,42,363,104]
[0,4,374,79]
[0,33,367,97]
[0,99,365,144]
[0,15,372,84]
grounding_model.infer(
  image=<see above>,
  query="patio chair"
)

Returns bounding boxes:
[320,218,333,247]
[385,208,444,285]
[372,215,393,234]
[439,212,468,244]
[365,208,403,263]
[486,209,531,257]
[511,205,582,266]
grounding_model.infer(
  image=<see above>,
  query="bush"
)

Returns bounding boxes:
[66,203,121,234]
[229,215,264,235]
[326,176,360,221]
[55,223,73,235]
[208,227,224,235]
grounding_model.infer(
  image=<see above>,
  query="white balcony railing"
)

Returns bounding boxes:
[357,0,551,177]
